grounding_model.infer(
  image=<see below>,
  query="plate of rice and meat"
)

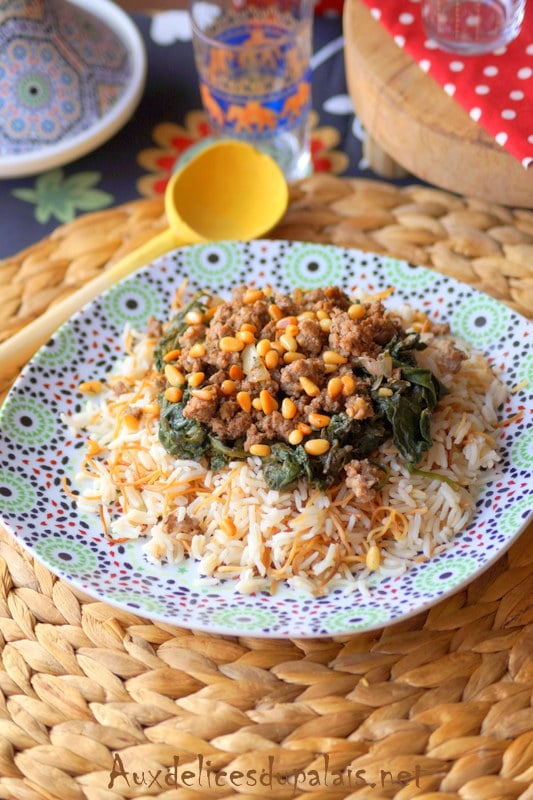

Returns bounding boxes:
[0,241,531,637]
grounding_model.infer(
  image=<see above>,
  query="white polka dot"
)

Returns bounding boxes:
[483,65,498,77]
[495,132,508,146]
[370,8,381,20]
[444,83,456,96]
[424,38,439,49]
[475,84,490,95]
[419,59,431,72]
[518,67,533,79]
[399,12,415,24]
[501,109,517,120]
[394,35,406,47]
[450,61,465,72]
[510,90,525,101]
[470,107,482,121]
[528,134,533,145]
[525,44,533,55]
[523,158,533,169]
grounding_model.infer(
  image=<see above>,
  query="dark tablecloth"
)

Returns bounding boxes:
[0,11,409,260]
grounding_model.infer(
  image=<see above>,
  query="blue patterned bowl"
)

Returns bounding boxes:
[0,0,146,177]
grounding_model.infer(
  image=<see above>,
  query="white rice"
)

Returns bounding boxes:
[66,311,509,596]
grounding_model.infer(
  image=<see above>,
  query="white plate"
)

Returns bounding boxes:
[0,241,531,637]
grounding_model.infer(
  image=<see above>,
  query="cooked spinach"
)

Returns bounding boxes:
[158,392,210,459]
[154,290,209,371]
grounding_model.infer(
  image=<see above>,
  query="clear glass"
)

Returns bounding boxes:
[422,0,526,54]
[190,0,314,180]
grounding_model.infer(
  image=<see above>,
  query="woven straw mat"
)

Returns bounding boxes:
[0,174,532,800]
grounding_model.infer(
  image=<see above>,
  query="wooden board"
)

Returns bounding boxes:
[343,0,533,208]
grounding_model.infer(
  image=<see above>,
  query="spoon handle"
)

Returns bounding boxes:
[0,227,180,385]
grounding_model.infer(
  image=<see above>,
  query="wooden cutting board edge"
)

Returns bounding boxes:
[342,0,533,208]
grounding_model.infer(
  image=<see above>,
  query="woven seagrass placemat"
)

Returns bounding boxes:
[0,175,532,800]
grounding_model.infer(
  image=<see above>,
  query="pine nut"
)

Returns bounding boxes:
[283,351,306,363]
[285,324,299,337]
[316,309,330,321]
[236,391,252,413]
[191,388,215,401]
[252,397,263,410]
[163,348,181,362]
[378,387,393,397]
[189,343,206,358]
[308,413,330,428]
[221,380,237,395]
[78,380,102,394]
[264,349,280,370]
[288,429,303,445]
[260,389,278,414]
[281,397,298,419]
[268,303,283,321]
[187,371,205,387]
[219,336,244,352]
[123,413,140,431]
[299,376,320,397]
[237,329,255,344]
[276,315,298,329]
[323,350,348,365]
[256,339,271,357]
[243,289,264,304]
[319,318,332,333]
[249,444,271,457]
[366,544,381,571]
[298,422,312,435]
[348,303,366,320]
[164,386,183,403]
[164,365,185,386]
[240,323,257,333]
[327,377,344,399]
[341,375,357,396]
[304,438,330,456]
[229,364,244,380]
[279,333,298,352]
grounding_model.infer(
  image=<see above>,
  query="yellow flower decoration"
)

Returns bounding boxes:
[136,110,348,197]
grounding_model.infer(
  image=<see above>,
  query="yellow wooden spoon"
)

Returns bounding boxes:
[0,140,288,382]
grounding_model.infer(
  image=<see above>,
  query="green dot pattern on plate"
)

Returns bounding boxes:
[0,397,56,446]
[516,352,533,388]
[210,605,278,632]
[183,243,242,283]
[412,556,479,594]
[0,469,37,514]
[102,278,163,327]
[319,604,389,633]
[32,536,98,574]
[451,296,511,348]
[379,258,437,290]
[497,496,532,536]
[284,245,344,288]
[104,589,171,616]
[33,326,78,368]
[510,429,533,470]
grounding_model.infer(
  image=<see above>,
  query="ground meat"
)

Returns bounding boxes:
[146,317,163,339]
[161,512,203,537]
[279,357,325,397]
[344,459,382,503]
[156,284,448,485]
[329,301,401,360]
[432,339,466,374]
[296,317,326,356]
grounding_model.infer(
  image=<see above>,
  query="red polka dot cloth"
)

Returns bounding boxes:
[360,0,533,169]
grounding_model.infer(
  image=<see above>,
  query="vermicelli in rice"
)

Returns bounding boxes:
[66,285,508,595]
